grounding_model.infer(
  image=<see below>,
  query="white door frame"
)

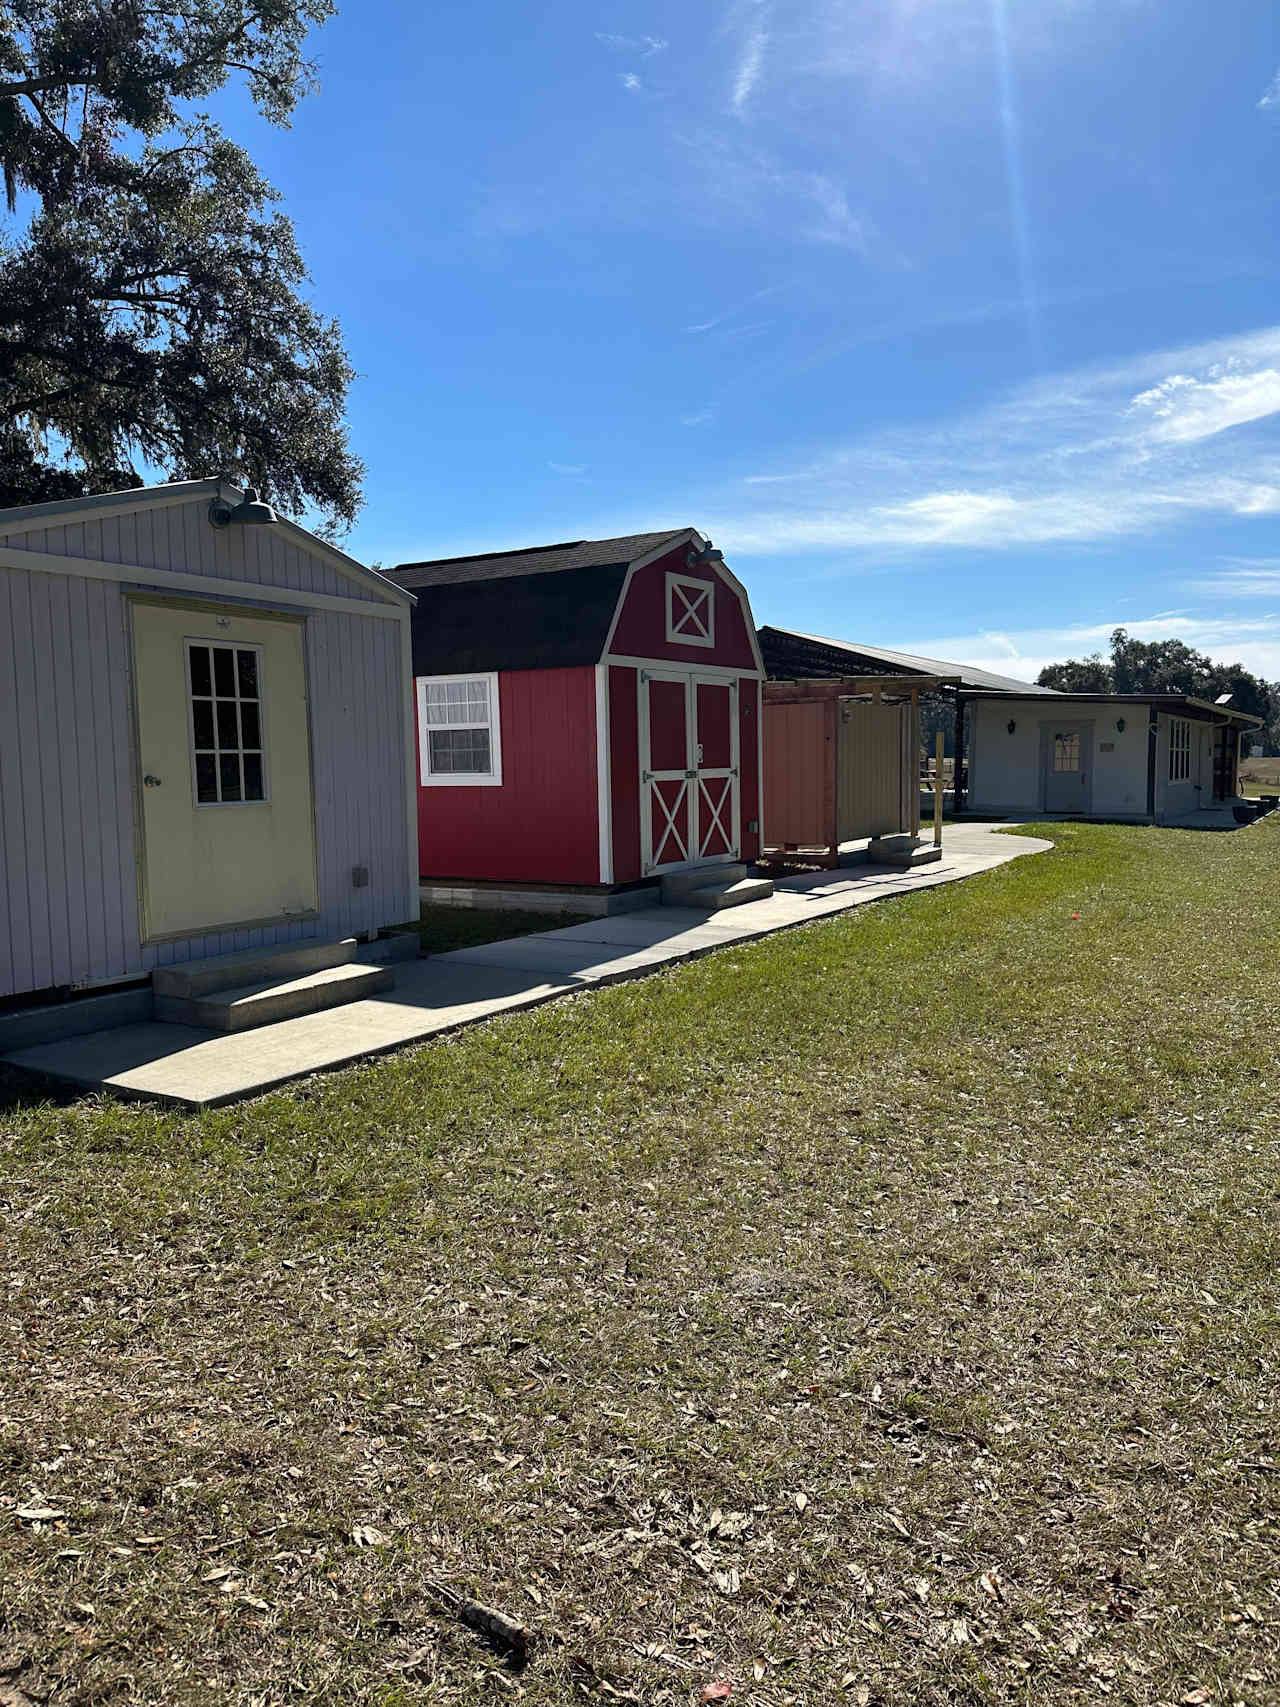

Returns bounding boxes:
[691,672,740,863]
[639,669,741,874]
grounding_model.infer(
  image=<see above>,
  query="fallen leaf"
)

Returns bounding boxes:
[979,1569,1005,1601]
[1180,1691,1212,1706]
[352,1524,386,1547]
[794,1492,808,1512]
[700,1683,732,1702]
[752,1659,766,1681]
[16,1505,65,1523]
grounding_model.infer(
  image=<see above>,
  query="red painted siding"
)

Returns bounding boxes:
[608,665,642,883]
[417,666,600,884]
[607,547,759,671]
[738,675,761,861]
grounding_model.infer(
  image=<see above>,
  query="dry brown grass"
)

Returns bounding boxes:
[2,820,1278,1705]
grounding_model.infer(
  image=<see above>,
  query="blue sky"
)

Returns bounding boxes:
[229,0,1280,679]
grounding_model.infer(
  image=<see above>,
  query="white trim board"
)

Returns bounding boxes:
[606,652,764,681]
[0,544,405,621]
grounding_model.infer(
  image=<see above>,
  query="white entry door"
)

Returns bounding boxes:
[640,671,740,873]
[131,599,319,939]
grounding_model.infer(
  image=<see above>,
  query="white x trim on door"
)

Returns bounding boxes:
[639,671,740,873]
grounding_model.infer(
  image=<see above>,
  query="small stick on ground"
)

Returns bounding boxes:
[424,1580,531,1661]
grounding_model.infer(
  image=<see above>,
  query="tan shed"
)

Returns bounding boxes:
[761,675,953,867]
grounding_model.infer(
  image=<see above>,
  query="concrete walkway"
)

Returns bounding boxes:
[3,823,1052,1108]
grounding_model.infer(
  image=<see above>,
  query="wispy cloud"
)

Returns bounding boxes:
[547,461,587,477]
[681,409,716,427]
[1130,368,1280,445]
[595,32,668,56]
[620,72,641,92]
[903,614,1280,682]
[695,326,1280,554]
[1188,558,1280,597]
[731,25,768,112]
[1258,67,1280,110]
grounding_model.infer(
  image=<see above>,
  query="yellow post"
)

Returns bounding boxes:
[934,730,944,847]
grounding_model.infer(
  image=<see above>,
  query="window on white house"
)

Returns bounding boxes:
[1169,716,1192,783]
[665,572,715,648]
[417,673,503,786]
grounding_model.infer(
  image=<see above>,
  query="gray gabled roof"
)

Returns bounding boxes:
[390,530,687,591]
[0,477,413,607]
[757,627,1058,695]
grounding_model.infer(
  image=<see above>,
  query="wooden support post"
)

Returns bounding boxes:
[934,730,944,847]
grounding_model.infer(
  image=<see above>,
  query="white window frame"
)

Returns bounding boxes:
[664,572,716,649]
[416,671,503,787]
[185,637,270,810]
[1169,716,1192,783]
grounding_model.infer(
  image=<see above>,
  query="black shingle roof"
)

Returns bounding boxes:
[386,530,692,673]
[391,531,686,591]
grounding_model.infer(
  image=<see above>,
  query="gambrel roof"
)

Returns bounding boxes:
[387,529,700,674]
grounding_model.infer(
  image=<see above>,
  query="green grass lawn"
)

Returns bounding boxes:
[405,902,590,955]
[2,822,1278,1706]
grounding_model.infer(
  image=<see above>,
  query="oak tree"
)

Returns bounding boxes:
[0,2,362,528]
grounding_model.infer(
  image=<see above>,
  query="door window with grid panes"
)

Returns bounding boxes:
[1053,730,1081,772]
[1169,717,1192,782]
[187,641,266,805]
[416,672,503,785]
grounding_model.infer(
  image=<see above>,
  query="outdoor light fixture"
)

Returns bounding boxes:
[1116,716,1126,732]
[687,539,724,568]
[1007,718,1017,734]
[208,486,279,529]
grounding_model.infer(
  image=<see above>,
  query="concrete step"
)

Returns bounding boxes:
[152,938,358,1001]
[665,875,775,911]
[867,835,943,869]
[660,863,747,905]
[155,962,393,1033]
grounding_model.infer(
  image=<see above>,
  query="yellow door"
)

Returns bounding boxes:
[131,600,319,939]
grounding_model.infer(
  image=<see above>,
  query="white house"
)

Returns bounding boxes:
[0,479,419,1011]
[962,692,1263,824]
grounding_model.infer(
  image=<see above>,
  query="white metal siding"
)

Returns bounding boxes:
[0,513,411,999]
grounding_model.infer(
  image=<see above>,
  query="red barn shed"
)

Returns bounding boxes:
[386,530,765,898]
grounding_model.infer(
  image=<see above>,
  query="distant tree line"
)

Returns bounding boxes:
[1036,628,1277,754]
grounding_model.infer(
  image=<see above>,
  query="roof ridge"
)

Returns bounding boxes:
[394,528,687,575]
[395,538,587,572]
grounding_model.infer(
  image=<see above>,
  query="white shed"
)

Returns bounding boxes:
[1,479,419,1006]
[963,692,1262,825]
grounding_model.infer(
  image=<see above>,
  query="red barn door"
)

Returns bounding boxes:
[640,671,740,873]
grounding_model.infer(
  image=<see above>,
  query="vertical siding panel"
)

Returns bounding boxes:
[50,574,92,979]
[0,573,34,994]
[105,583,144,977]
[84,580,121,977]
[16,575,64,984]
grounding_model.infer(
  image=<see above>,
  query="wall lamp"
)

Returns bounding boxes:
[1115,716,1126,732]
[1007,718,1017,734]
[209,486,279,529]
[687,539,724,569]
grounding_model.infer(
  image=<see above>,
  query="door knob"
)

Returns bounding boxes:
[144,774,163,788]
